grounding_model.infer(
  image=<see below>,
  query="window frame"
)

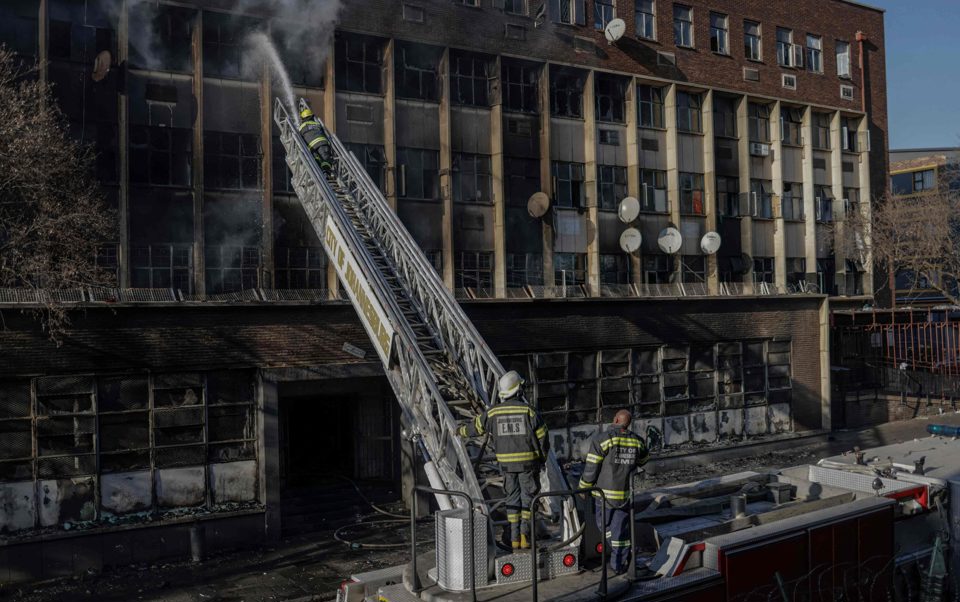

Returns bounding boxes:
[806,34,823,74]
[776,27,794,67]
[673,4,694,48]
[836,40,851,79]
[678,172,705,215]
[744,20,762,61]
[597,164,628,211]
[640,169,668,213]
[637,84,665,129]
[676,91,702,134]
[452,152,493,204]
[594,0,616,31]
[710,12,729,55]
[635,0,656,40]
[552,161,586,209]
[551,68,585,119]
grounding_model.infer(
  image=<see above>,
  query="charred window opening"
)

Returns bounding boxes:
[454,251,493,291]
[450,51,491,107]
[205,246,261,292]
[679,172,705,215]
[202,11,260,80]
[207,371,256,463]
[272,135,295,194]
[502,60,539,114]
[344,143,387,192]
[272,27,323,88]
[717,175,739,217]
[748,102,771,143]
[129,3,194,72]
[595,74,626,123]
[204,196,263,293]
[780,107,803,146]
[753,256,775,284]
[395,42,441,102]
[96,243,120,286]
[554,252,586,285]
[204,132,262,191]
[552,161,585,209]
[35,376,96,479]
[689,344,717,411]
[597,165,627,210]
[637,84,664,129]
[506,253,543,287]
[600,254,630,284]
[452,153,492,204]
[131,244,193,291]
[676,91,702,133]
[818,257,837,296]
[0,380,33,482]
[682,255,706,283]
[643,254,673,284]
[98,376,149,473]
[505,158,541,206]
[550,67,584,119]
[276,247,326,289]
[335,32,384,94]
[131,126,193,187]
[713,95,738,138]
[397,147,440,200]
[153,373,205,468]
[0,0,39,58]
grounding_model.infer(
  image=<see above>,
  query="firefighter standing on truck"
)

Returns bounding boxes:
[298,106,333,174]
[578,409,649,574]
[458,370,548,550]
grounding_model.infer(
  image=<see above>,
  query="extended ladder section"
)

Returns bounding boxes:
[274,99,579,544]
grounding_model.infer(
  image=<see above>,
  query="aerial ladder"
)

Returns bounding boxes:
[274,99,583,596]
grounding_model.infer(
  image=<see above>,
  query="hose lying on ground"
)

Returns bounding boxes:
[323,474,433,550]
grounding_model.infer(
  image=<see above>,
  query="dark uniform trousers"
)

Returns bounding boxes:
[504,471,541,543]
[595,502,631,573]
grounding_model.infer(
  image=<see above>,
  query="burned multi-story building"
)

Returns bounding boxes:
[0,0,886,581]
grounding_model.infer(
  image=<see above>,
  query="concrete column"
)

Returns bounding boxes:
[831,111,846,294]
[117,0,130,287]
[258,375,282,541]
[191,11,205,295]
[383,40,398,212]
[583,71,599,295]
[624,79,642,285]
[323,53,339,296]
[801,107,817,286]
[771,100,786,289]
[737,96,754,293]
[664,84,680,281]
[539,64,554,287]
[857,115,873,292]
[490,58,507,298]
[702,90,718,294]
[260,30,275,289]
[438,49,455,291]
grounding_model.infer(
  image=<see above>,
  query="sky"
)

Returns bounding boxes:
[867,0,960,150]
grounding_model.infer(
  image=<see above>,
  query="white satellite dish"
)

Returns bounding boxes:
[618,196,640,224]
[527,191,550,218]
[620,228,642,253]
[700,231,722,255]
[658,227,682,254]
[604,18,626,44]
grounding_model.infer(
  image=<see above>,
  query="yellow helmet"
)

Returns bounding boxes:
[300,107,314,120]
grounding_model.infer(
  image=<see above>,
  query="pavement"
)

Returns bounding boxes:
[3,412,960,602]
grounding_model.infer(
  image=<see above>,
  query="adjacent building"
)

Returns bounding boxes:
[0,0,887,582]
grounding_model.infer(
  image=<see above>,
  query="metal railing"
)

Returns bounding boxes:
[530,487,609,602]
[409,485,478,602]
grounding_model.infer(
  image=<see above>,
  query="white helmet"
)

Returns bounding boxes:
[498,370,525,401]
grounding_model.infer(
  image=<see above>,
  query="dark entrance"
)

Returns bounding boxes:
[277,376,399,534]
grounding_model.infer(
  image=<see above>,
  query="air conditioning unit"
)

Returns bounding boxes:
[749,142,770,157]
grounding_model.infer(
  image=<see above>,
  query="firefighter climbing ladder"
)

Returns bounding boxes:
[274,99,580,548]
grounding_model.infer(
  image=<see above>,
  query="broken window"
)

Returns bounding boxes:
[395,43,440,101]
[750,180,773,219]
[632,348,661,417]
[689,344,716,410]
[272,135,295,194]
[717,175,739,217]
[0,0,39,58]
[786,258,806,288]
[451,51,491,107]
[813,112,831,150]
[454,251,493,291]
[766,341,792,403]
[661,346,689,414]
[748,103,771,143]
[131,126,193,187]
[597,165,627,210]
[552,161,585,209]
[643,254,673,284]
[505,158,541,206]
[98,376,150,473]
[276,247,326,289]
[502,61,539,114]
[0,380,33,482]
[679,172,705,215]
[815,185,834,222]
[595,74,626,123]
[129,3,193,72]
[753,257,775,284]
[713,95,737,138]
[207,370,257,463]
[272,26,323,88]
[682,255,706,283]
[841,117,859,152]
[344,143,387,192]
[335,33,384,94]
[780,107,803,146]
[204,132,262,191]
[35,376,96,478]
[600,254,630,285]
[397,147,440,200]
[554,252,586,285]
[452,153,493,203]
[205,246,261,293]
[152,374,206,468]
[640,169,668,213]
[637,84,664,129]
[717,343,743,407]
[202,11,260,80]
[506,253,543,287]
[676,91,702,133]
[782,182,804,221]
[551,67,584,118]
[131,244,193,291]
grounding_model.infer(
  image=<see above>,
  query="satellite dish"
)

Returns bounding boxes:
[92,50,112,82]
[620,228,642,253]
[527,191,550,218]
[700,231,722,255]
[657,227,682,254]
[618,196,640,224]
[604,18,626,44]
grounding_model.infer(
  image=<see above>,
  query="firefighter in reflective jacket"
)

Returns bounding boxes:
[298,106,333,174]
[458,370,548,550]
[578,409,649,574]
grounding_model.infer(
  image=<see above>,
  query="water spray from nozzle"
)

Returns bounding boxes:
[246,32,299,125]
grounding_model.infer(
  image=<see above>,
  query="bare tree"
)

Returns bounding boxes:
[0,47,115,336]
[869,162,960,305]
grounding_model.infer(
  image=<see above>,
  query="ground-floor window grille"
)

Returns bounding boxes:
[643,254,673,284]
[35,376,97,479]
[0,380,35,482]
[276,247,326,289]
[455,251,493,291]
[205,246,261,293]
[753,256,775,284]
[554,252,586,285]
[600,254,631,284]
[506,253,544,287]
[131,244,193,292]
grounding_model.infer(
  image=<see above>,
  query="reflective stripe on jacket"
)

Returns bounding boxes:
[578,427,649,507]
[298,119,328,151]
[457,397,548,472]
